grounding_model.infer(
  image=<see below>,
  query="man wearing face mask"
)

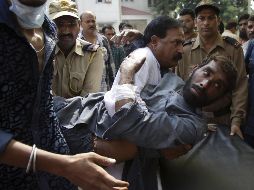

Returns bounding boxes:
[0,0,129,189]
[49,0,104,98]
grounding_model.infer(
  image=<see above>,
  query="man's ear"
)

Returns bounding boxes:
[150,35,159,50]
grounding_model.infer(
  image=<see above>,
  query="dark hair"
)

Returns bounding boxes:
[101,25,115,35]
[195,4,220,16]
[118,22,133,32]
[238,13,250,23]
[225,20,237,30]
[119,22,126,31]
[218,21,224,34]
[143,16,181,45]
[248,15,254,22]
[198,54,237,92]
[179,8,195,19]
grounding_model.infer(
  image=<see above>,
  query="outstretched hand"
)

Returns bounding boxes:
[62,152,129,190]
[111,29,143,47]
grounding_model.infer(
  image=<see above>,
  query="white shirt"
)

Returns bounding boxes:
[242,40,250,56]
[222,30,240,42]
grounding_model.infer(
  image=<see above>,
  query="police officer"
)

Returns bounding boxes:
[49,0,104,98]
[177,0,248,138]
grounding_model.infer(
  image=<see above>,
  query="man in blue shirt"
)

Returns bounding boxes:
[244,39,254,148]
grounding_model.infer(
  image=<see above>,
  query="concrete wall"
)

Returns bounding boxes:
[76,0,121,31]
[121,0,150,12]
[122,15,152,32]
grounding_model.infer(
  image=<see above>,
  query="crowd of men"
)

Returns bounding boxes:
[0,0,254,189]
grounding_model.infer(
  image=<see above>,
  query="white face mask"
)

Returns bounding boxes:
[9,0,46,29]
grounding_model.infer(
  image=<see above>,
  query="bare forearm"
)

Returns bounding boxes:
[0,140,32,168]
[114,54,145,114]
[0,140,129,189]
[94,138,138,162]
[115,71,136,112]
[115,98,134,112]
[0,140,69,176]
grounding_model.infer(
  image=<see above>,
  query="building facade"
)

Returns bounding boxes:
[77,0,153,33]
[46,0,154,33]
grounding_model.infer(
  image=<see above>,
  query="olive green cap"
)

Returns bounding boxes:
[195,0,220,16]
[49,0,79,20]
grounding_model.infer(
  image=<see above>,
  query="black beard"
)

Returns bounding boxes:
[239,30,248,41]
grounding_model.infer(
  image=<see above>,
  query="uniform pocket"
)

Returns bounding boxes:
[69,72,84,95]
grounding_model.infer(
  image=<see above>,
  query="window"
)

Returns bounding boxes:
[148,0,158,7]
[148,0,152,7]
[97,0,111,3]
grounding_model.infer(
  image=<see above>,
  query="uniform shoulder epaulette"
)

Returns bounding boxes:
[183,38,196,46]
[222,36,241,48]
[77,38,100,52]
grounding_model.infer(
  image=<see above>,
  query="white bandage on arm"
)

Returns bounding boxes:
[104,84,138,117]
[114,84,137,102]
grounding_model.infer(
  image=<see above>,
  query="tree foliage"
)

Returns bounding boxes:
[152,0,248,22]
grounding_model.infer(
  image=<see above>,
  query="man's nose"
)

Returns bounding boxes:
[62,27,70,34]
[178,44,184,54]
[203,19,209,25]
[199,79,210,88]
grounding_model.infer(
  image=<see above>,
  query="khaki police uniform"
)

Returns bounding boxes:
[52,38,104,98]
[177,34,248,126]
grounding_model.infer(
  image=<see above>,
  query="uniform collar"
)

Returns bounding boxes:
[56,39,84,56]
[192,33,224,50]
